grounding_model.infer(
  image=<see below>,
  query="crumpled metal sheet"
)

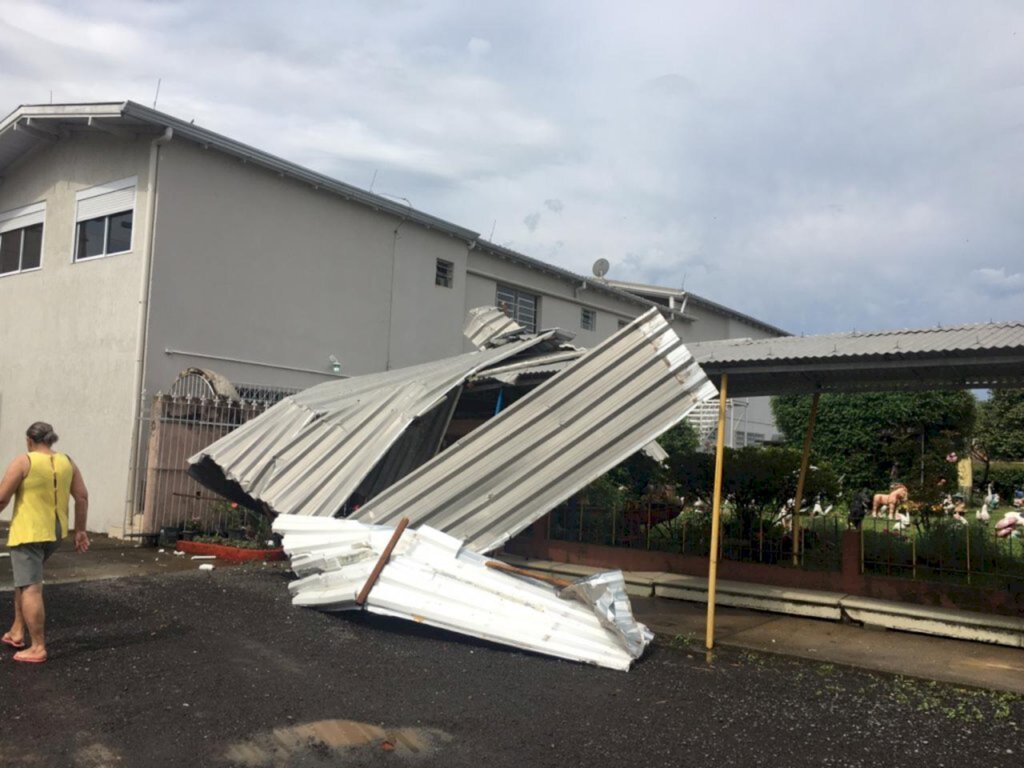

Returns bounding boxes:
[274,514,653,671]
[463,306,526,349]
[559,572,654,659]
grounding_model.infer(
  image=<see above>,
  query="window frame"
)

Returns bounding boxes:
[0,201,45,277]
[580,306,596,331]
[435,258,454,288]
[72,177,137,263]
[495,283,540,333]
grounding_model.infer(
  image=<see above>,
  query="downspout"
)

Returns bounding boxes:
[123,126,173,531]
[383,218,407,371]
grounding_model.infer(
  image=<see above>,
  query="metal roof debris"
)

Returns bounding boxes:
[348,308,716,553]
[188,332,559,515]
[274,514,653,671]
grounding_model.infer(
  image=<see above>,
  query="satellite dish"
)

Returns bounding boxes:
[592,258,610,278]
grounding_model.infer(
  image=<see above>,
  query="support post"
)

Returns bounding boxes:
[705,374,729,651]
[791,392,820,565]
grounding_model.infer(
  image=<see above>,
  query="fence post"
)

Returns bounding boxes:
[140,393,164,535]
[966,524,971,585]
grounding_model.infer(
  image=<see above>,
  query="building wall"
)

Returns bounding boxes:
[143,140,470,394]
[0,132,152,532]
[465,250,644,349]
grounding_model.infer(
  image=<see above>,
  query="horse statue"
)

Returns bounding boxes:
[871,483,909,520]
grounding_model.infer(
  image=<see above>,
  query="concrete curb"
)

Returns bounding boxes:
[840,596,1024,648]
[497,555,1024,649]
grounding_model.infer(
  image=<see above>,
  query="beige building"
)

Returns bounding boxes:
[0,101,785,534]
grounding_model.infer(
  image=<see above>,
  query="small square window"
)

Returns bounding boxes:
[435,258,454,288]
[581,307,596,331]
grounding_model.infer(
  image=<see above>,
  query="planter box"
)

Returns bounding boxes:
[175,540,286,564]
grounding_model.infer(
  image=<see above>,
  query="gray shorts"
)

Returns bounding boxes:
[10,539,61,588]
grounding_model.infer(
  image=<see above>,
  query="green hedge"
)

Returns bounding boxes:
[987,462,1024,498]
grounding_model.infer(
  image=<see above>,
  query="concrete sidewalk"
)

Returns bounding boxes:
[2,532,1022,694]
[501,555,1024,694]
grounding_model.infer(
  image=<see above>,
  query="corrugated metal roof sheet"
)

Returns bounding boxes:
[350,308,718,553]
[690,321,1024,363]
[188,333,557,516]
[274,514,652,671]
[463,307,525,349]
[688,321,1024,397]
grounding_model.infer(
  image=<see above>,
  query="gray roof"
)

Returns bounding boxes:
[0,100,652,314]
[688,321,1024,397]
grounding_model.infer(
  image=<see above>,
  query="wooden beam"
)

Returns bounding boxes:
[355,517,410,606]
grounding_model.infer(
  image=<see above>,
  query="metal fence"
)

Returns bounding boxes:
[128,392,289,538]
[549,498,1024,588]
[548,501,845,572]
[859,514,1024,588]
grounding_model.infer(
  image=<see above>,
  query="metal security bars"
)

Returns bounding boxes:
[128,392,281,538]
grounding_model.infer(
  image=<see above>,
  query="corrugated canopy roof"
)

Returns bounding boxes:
[688,321,1024,397]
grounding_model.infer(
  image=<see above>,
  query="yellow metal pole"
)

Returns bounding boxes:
[792,393,820,566]
[705,373,729,651]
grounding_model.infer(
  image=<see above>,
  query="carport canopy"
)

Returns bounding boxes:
[687,321,1024,397]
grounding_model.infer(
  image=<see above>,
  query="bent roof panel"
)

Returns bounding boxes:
[350,308,718,553]
[188,334,556,516]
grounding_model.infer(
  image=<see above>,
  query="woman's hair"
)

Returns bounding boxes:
[25,421,59,446]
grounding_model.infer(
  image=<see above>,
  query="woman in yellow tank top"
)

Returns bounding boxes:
[0,422,89,663]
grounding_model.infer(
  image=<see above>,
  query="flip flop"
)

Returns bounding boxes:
[1,635,25,649]
[12,651,46,664]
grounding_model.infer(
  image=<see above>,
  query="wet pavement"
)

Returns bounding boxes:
[0,565,1021,768]
[3,532,1021,693]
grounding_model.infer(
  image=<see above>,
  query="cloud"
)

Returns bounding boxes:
[467,37,491,58]
[1,1,1022,336]
[970,267,1024,298]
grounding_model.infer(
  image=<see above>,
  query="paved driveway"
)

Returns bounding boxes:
[0,566,1020,767]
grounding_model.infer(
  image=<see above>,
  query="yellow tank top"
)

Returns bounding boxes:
[8,452,73,547]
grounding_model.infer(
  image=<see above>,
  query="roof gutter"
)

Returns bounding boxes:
[123,124,173,527]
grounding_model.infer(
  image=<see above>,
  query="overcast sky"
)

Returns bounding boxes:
[1,0,1022,334]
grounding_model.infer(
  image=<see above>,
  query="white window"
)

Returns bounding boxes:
[580,307,596,331]
[74,177,137,261]
[435,258,454,288]
[496,284,538,333]
[0,201,45,276]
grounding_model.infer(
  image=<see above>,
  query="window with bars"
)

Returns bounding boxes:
[435,258,454,288]
[580,307,596,331]
[496,284,539,333]
[0,201,45,276]
[74,177,136,262]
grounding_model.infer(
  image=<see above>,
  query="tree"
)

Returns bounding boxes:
[975,389,1024,461]
[771,391,976,495]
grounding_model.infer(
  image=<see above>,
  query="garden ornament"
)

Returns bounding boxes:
[872,483,909,520]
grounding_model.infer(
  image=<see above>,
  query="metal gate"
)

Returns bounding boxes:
[125,389,292,537]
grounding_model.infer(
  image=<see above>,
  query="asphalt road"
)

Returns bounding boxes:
[0,566,1020,768]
